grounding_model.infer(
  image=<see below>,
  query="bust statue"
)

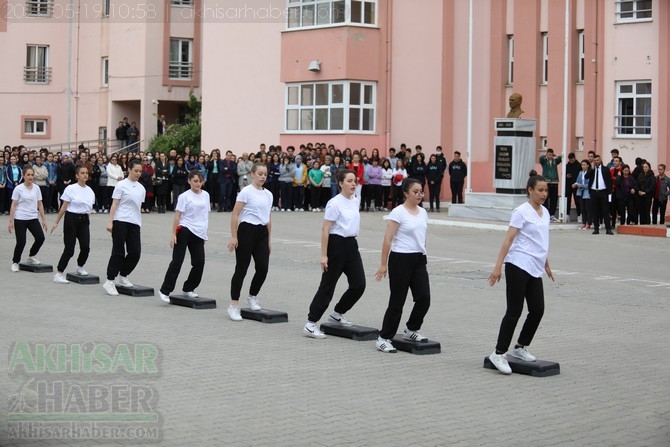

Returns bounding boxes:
[506,93,524,118]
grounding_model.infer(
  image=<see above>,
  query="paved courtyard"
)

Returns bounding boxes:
[1,210,668,447]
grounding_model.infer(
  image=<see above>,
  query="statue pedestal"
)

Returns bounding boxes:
[493,119,536,194]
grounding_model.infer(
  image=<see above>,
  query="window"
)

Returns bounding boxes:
[577,30,585,83]
[171,0,192,5]
[102,57,109,87]
[287,0,376,29]
[25,45,51,84]
[103,0,110,16]
[26,0,52,16]
[615,81,651,136]
[285,81,376,133]
[169,38,193,80]
[541,32,548,85]
[24,118,48,136]
[507,35,514,85]
[616,0,652,22]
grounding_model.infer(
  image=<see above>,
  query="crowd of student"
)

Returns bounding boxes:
[1,142,470,217]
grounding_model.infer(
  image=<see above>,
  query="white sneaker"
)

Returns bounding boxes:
[403,328,428,342]
[103,280,119,296]
[227,305,243,321]
[115,276,133,288]
[510,346,537,362]
[247,296,261,311]
[26,256,40,265]
[76,266,89,276]
[488,352,513,374]
[159,292,170,303]
[303,322,327,339]
[329,312,353,326]
[376,337,397,353]
[53,273,69,284]
[183,291,198,299]
[10,263,20,272]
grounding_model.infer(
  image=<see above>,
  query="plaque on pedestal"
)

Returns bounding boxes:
[493,119,536,194]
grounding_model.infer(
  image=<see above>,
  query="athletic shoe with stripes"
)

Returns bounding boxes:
[376,337,397,353]
[403,328,428,342]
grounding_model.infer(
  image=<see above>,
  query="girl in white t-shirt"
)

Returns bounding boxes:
[103,159,146,296]
[8,164,48,272]
[303,169,365,339]
[374,177,430,353]
[226,162,273,321]
[486,174,554,374]
[158,169,211,303]
[50,165,96,284]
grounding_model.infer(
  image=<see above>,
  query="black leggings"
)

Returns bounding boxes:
[379,252,430,340]
[230,222,269,301]
[12,219,45,264]
[160,226,205,295]
[106,221,141,281]
[495,262,545,354]
[57,212,90,273]
[307,235,366,322]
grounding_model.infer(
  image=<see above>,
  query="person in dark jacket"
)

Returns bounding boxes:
[57,153,76,207]
[448,151,467,204]
[613,164,638,225]
[170,156,189,210]
[426,154,443,212]
[636,161,655,225]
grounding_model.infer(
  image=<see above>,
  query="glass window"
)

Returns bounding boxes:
[169,38,193,80]
[541,32,548,85]
[26,0,52,16]
[286,0,376,28]
[24,119,48,135]
[507,35,514,85]
[615,81,651,136]
[25,45,50,84]
[577,30,584,83]
[102,57,109,87]
[285,81,376,133]
[616,0,652,22]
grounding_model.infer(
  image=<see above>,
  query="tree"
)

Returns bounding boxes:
[150,93,201,155]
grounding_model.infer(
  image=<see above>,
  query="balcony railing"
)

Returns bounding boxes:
[168,62,193,80]
[26,0,53,16]
[24,66,52,84]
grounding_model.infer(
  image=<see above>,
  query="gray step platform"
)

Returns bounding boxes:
[391,335,441,355]
[483,356,560,377]
[320,323,379,341]
[116,284,155,297]
[240,308,288,323]
[66,272,100,284]
[19,263,53,273]
[169,294,216,309]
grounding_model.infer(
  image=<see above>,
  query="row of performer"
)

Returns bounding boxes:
[7,161,554,374]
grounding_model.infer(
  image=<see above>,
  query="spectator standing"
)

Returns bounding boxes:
[539,148,562,222]
[651,164,670,225]
[448,151,467,204]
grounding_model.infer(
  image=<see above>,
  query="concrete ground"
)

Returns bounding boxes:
[1,209,668,447]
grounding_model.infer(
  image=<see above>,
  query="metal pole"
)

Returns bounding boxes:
[466,0,473,193]
[560,0,570,222]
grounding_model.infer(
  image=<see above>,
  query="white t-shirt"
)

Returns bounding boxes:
[176,189,210,241]
[237,185,272,225]
[106,163,124,188]
[12,184,42,220]
[61,183,95,214]
[388,204,428,254]
[112,178,145,226]
[325,193,361,237]
[504,201,550,278]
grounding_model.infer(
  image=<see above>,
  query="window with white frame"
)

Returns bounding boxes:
[171,0,192,5]
[24,118,48,136]
[615,81,651,136]
[507,35,514,85]
[26,0,52,16]
[615,0,652,22]
[577,30,585,83]
[287,0,376,29]
[169,38,193,80]
[285,81,376,133]
[102,57,109,87]
[25,45,51,84]
[541,32,548,84]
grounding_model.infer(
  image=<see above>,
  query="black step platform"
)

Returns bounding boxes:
[320,323,379,341]
[391,335,441,355]
[169,294,216,309]
[66,272,100,284]
[240,308,288,323]
[19,263,53,273]
[116,284,155,297]
[483,356,560,377]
